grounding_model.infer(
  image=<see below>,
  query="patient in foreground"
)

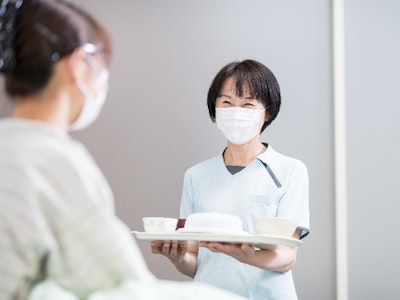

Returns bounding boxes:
[0,0,244,299]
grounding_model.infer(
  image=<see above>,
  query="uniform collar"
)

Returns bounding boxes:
[256,142,275,164]
[220,142,274,164]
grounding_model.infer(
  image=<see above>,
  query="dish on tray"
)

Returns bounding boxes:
[180,212,248,235]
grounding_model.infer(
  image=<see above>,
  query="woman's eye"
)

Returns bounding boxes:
[244,103,254,107]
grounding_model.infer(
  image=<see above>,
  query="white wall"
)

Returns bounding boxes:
[346,0,400,299]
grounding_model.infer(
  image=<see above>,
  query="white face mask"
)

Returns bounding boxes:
[216,107,265,145]
[70,69,109,131]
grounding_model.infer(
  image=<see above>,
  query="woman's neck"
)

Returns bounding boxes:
[12,90,71,131]
[223,140,267,166]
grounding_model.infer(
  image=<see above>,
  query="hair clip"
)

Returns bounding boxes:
[0,0,23,73]
[34,22,59,43]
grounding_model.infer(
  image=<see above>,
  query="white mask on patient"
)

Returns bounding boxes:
[215,107,265,145]
[70,69,109,131]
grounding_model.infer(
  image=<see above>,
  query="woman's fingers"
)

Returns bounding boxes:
[162,241,172,255]
[199,242,253,258]
[151,240,187,257]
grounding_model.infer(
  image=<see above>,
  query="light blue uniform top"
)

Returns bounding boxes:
[180,145,309,300]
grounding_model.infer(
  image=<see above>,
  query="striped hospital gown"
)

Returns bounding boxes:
[0,118,154,299]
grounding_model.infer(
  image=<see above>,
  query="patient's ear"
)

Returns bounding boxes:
[66,48,86,83]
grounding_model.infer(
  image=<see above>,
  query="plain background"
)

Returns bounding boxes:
[0,1,398,299]
[345,0,400,299]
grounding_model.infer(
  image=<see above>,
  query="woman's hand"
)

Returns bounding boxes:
[198,242,256,264]
[150,240,188,263]
[199,241,297,273]
[150,240,198,278]
[198,230,301,273]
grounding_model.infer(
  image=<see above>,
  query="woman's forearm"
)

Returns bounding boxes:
[200,230,300,273]
[170,251,198,278]
[250,247,297,273]
[247,230,300,272]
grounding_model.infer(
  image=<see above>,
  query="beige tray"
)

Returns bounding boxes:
[132,231,302,250]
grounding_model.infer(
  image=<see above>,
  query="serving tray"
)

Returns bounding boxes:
[132,231,302,250]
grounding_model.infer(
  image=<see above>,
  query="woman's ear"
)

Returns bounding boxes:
[264,109,271,122]
[66,48,85,83]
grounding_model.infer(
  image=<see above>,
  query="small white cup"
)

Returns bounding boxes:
[142,217,178,233]
[254,217,298,237]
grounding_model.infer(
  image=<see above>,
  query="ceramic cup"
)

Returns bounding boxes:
[254,217,297,237]
[142,217,178,233]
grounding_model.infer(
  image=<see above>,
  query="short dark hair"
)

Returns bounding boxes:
[207,59,281,132]
[1,0,111,97]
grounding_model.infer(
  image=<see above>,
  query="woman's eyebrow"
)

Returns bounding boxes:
[218,94,257,100]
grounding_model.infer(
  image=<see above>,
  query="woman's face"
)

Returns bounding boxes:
[82,52,109,96]
[69,47,110,131]
[216,77,267,130]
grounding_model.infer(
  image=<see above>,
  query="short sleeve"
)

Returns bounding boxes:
[277,160,310,239]
[180,170,195,218]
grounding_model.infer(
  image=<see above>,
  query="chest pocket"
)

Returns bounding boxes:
[247,194,279,218]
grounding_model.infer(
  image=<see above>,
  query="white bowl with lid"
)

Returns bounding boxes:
[178,212,248,235]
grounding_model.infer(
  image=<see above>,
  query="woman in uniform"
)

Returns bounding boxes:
[151,60,310,300]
